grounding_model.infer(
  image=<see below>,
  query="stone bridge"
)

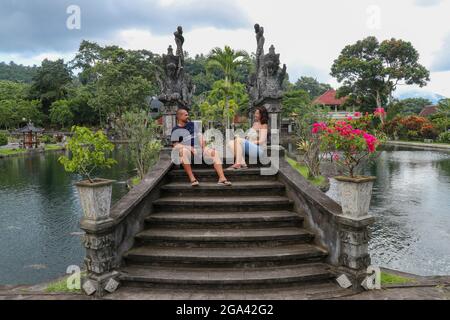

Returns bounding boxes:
[79,147,374,297]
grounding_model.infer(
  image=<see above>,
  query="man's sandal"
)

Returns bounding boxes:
[217,180,232,186]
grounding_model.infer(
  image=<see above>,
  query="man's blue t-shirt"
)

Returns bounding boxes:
[171,121,195,147]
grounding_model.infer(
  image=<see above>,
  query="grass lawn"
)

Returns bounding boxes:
[44,144,64,151]
[286,157,327,188]
[380,272,416,286]
[0,144,64,156]
[0,148,27,156]
[45,274,84,293]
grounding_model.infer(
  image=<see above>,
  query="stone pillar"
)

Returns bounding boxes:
[81,231,120,297]
[161,105,178,146]
[79,184,120,297]
[336,213,375,290]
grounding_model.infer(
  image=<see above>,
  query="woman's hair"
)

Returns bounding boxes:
[255,106,269,125]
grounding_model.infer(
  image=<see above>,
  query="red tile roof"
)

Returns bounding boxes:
[419,105,438,117]
[313,89,347,106]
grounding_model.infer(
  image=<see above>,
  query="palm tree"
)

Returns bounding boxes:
[206,46,250,128]
[206,46,249,84]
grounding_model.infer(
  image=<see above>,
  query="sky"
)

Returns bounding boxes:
[1,0,449,97]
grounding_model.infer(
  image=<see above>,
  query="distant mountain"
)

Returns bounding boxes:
[394,89,446,105]
[0,61,38,83]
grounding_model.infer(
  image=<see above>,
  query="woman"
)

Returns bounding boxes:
[227,106,269,170]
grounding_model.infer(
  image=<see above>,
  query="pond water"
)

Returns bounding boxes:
[0,146,134,285]
[326,146,450,276]
[1,145,449,285]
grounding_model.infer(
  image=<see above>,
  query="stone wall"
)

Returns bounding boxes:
[278,157,342,265]
[79,151,173,296]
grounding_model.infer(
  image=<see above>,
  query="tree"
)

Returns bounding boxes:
[0,61,38,83]
[15,99,45,126]
[0,102,14,129]
[436,99,450,132]
[206,46,250,83]
[185,54,221,95]
[401,98,432,115]
[71,41,159,125]
[0,80,35,130]
[293,103,329,178]
[49,100,74,128]
[88,74,152,126]
[66,83,98,125]
[115,111,162,179]
[196,80,249,127]
[282,89,311,118]
[0,99,43,129]
[331,37,430,113]
[0,80,30,100]
[29,59,73,117]
[206,46,250,128]
[293,76,332,99]
[59,126,117,183]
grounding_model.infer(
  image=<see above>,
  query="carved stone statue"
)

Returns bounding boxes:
[174,26,185,68]
[248,24,287,107]
[262,45,286,100]
[254,23,265,71]
[156,26,194,109]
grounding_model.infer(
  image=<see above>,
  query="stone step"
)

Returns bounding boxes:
[105,281,352,300]
[135,227,314,247]
[145,211,303,229]
[176,161,270,169]
[124,244,328,267]
[153,196,293,212]
[160,180,285,197]
[119,263,334,289]
[168,168,277,182]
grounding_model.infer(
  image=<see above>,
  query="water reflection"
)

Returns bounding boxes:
[326,146,450,276]
[0,146,134,285]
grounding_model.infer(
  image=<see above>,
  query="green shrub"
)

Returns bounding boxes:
[438,131,450,144]
[58,126,117,183]
[0,132,8,146]
[40,134,57,144]
[115,111,162,179]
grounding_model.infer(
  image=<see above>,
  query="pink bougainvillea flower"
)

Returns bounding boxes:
[354,112,361,117]
[374,108,387,118]
[312,122,328,134]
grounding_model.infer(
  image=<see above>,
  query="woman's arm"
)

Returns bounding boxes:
[256,125,268,145]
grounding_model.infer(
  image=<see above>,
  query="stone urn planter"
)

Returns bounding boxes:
[334,175,376,218]
[76,179,115,221]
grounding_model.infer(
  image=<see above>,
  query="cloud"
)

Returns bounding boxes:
[0,0,250,55]
[414,0,443,7]
[431,34,450,72]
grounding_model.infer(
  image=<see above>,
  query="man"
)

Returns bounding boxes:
[171,108,232,187]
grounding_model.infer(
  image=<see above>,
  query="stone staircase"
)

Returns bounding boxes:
[118,164,342,293]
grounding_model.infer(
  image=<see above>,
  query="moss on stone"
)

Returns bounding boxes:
[381,272,416,285]
[45,272,86,293]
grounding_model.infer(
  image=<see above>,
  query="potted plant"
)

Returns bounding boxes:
[313,117,382,218]
[59,126,117,222]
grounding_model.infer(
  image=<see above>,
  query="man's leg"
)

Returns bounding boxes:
[204,147,228,182]
[180,146,196,183]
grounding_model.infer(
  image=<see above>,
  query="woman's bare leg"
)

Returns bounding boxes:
[234,137,247,166]
[227,138,245,168]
